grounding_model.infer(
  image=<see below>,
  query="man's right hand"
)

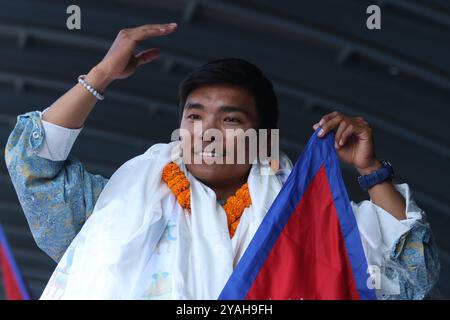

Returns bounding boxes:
[88,23,178,90]
[42,23,177,129]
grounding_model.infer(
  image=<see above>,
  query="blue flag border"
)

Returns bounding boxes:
[0,223,31,300]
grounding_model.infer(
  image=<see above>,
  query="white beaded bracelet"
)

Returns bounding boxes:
[77,75,105,100]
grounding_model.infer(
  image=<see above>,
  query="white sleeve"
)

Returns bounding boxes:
[35,107,83,161]
[351,183,424,296]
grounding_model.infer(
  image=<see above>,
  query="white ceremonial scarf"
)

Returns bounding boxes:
[40,141,293,300]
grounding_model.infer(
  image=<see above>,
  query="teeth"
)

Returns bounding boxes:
[196,152,221,157]
[201,152,215,157]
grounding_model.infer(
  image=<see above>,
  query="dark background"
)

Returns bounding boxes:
[0,0,449,299]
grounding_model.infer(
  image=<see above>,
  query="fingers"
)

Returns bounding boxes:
[135,48,161,66]
[312,111,373,149]
[119,23,178,42]
[338,124,355,147]
[334,121,350,148]
[318,111,338,126]
[317,112,343,137]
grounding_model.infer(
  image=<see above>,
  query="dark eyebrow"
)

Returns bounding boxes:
[184,102,204,111]
[219,106,251,118]
[184,103,251,118]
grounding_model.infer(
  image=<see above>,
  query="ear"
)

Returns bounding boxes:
[258,128,280,171]
[255,128,271,162]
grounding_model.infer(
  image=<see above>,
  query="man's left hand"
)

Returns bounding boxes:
[313,111,382,175]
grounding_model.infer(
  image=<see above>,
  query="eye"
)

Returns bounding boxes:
[187,114,201,120]
[224,116,241,123]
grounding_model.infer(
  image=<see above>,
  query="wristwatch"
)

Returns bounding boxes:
[357,160,394,191]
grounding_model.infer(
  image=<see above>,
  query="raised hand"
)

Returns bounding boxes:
[94,23,178,83]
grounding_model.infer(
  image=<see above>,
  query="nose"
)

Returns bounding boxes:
[196,116,216,142]
[195,116,220,152]
[203,134,215,142]
[200,121,215,151]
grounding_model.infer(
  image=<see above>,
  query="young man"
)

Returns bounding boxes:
[5,23,439,299]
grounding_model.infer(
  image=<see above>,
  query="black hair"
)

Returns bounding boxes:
[178,58,279,129]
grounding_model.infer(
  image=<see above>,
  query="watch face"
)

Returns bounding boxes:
[381,160,394,177]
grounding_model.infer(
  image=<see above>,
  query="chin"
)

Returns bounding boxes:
[185,163,250,186]
[186,162,227,182]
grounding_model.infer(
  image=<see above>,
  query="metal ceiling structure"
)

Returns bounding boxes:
[0,0,449,299]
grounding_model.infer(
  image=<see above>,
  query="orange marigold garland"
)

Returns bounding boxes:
[223,183,251,237]
[162,162,251,238]
[162,162,191,212]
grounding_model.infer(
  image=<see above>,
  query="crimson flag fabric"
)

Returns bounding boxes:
[0,223,30,300]
[219,130,376,300]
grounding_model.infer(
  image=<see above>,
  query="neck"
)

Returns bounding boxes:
[203,174,249,202]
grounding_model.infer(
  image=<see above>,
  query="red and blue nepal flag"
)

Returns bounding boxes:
[0,223,31,300]
[219,129,377,300]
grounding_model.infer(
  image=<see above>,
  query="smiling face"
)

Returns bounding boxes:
[179,83,260,195]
